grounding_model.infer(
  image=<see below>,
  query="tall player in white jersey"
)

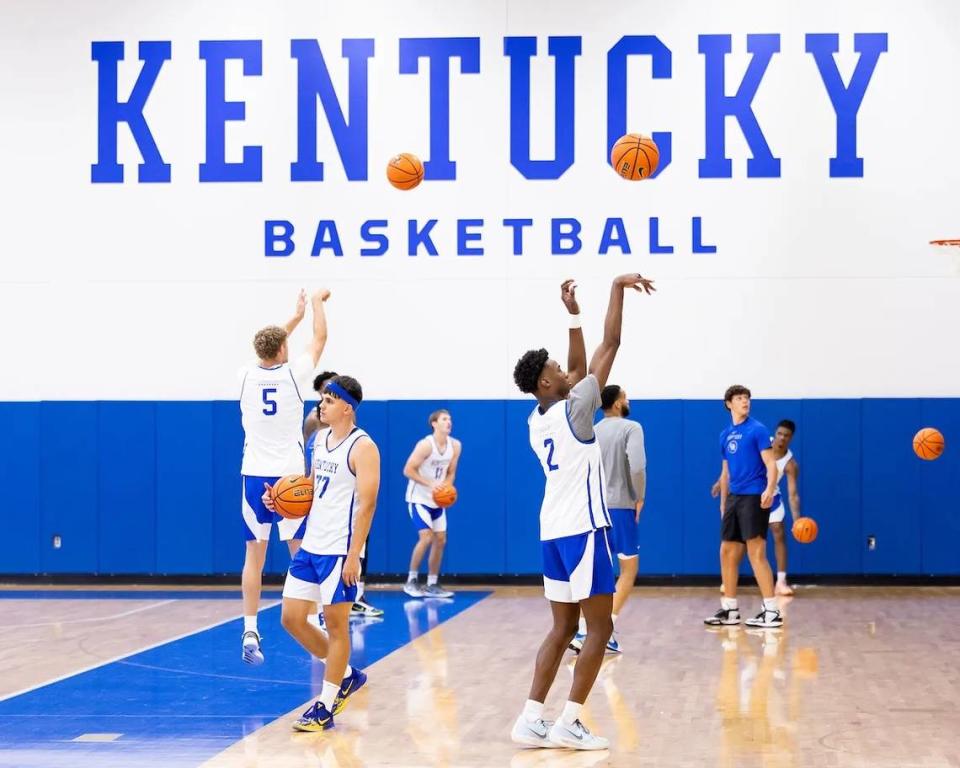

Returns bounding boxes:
[265,375,380,732]
[510,274,655,751]
[403,409,462,598]
[238,289,329,665]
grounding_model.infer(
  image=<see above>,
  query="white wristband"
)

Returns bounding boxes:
[568,313,581,329]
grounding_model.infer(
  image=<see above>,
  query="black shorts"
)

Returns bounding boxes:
[721,494,769,542]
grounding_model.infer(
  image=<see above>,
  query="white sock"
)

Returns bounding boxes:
[522,699,544,723]
[777,571,787,583]
[244,615,258,634]
[560,701,582,726]
[763,597,779,612]
[721,597,738,611]
[342,664,353,679]
[427,574,438,586]
[578,616,587,634]
[408,570,418,582]
[611,613,619,629]
[319,680,340,711]
[356,581,365,601]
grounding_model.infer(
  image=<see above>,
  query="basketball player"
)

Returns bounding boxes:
[305,372,383,618]
[704,386,783,629]
[239,289,329,665]
[711,420,801,596]
[403,409,462,598]
[265,374,379,731]
[510,273,655,751]
[569,384,646,654]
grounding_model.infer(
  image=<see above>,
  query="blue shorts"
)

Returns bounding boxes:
[541,528,615,603]
[241,475,307,542]
[408,502,447,533]
[608,507,639,560]
[282,549,358,606]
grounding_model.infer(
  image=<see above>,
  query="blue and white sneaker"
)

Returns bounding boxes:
[568,632,586,653]
[511,715,560,748]
[293,700,334,732]
[605,633,622,654]
[547,719,609,750]
[332,667,367,714]
[422,584,454,598]
[241,630,264,666]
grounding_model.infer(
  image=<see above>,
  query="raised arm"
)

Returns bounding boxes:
[283,290,307,335]
[445,439,463,486]
[403,440,436,488]
[342,438,380,586]
[561,279,587,386]
[588,273,655,388]
[785,459,801,522]
[305,289,331,367]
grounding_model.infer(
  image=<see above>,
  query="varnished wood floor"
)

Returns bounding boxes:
[2,586,959,767]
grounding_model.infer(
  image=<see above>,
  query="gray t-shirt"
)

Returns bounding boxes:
[566,374,601,442]
[594,416,647,508]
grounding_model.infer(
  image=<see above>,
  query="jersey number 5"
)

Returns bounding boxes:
[262,388,278,416]
[543,438,559,471]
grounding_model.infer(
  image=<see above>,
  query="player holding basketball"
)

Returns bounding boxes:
[266,375,379,731]
[711,419,802,596]
[705,386,783,629]
[403,409,462,598]
[305,372,384,618]
[239,289,329,665]
[568,384,647,654]
[511,273,655,750]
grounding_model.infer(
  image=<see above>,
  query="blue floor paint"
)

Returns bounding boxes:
[0,591,488,768]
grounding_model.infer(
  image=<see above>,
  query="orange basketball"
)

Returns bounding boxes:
[792,517,818,544]
[610,133,660,180]
[272,475,313,519]
[387,152,423,190]
[913,427,945,461]
[432,483,457,509]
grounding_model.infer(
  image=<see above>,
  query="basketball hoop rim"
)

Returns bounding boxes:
[930,239,960,246]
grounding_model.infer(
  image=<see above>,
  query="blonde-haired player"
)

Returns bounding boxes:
[403,410,462,598]
[238,289,329,665]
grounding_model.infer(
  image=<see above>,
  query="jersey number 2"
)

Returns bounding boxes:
[262,388,278,416]
[543,438,559,471]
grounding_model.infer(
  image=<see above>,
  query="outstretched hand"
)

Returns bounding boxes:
[560,279,580,314]
[614,273,656,295]
[294,289,307,318]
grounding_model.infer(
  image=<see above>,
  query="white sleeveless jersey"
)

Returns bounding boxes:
[302,427,370,555]
[528,401,611,541]
[405,436,455,506]
[773,449,793,499]
[240,358,311,476]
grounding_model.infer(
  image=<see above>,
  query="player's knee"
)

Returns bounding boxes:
[281,605,306,634]
[554,617,579,643]
[418,530,433,545]
[586,613,614,640]
[771,523,785,542]
[434,531,447,546]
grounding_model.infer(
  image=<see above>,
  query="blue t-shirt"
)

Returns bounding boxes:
[720,417,771,495]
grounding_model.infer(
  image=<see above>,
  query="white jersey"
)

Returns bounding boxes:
[301,426,370,555]
[239,354,313,476]
[773,449,793,499]
[405,436,455,506]
[528,379,611,541]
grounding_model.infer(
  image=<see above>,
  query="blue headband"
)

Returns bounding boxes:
[324,380,359,409]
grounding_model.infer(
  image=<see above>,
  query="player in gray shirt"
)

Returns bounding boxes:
[569,384,646,655]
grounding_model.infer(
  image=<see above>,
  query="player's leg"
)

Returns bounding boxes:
[240,475,277,665]
[405,504,434,597]
[352,549,384,617]
[608,555,637,652]
[550,529,614,750]
[608,507,640,652]
[424,511,452,597]
[769,503,793,595]
[706,496,745,626]
[742,498,783,628]
[280,517,323,628]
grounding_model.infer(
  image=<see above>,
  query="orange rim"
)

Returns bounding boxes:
[930,239,960,246]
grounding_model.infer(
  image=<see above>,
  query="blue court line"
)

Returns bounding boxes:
[0,591,488,768]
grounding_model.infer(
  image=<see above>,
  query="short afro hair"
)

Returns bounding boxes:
[513,349,549,394]
[777,419,796,434]
[601,385,622,411]
[313,371,338,393]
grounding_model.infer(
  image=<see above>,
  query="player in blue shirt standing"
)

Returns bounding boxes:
[705,385,783,629]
